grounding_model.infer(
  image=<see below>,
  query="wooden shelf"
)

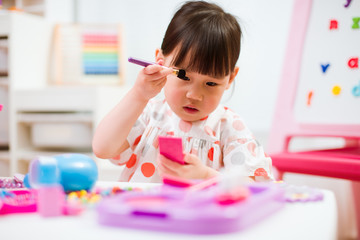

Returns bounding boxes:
[17,112,93,123]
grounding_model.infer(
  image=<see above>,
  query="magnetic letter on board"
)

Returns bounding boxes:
[352,17,360,29]
[348,57,359,69]
[321,63,330,73]
[329,20,338,30]
[344,0,352,8]
[352,82,360,97]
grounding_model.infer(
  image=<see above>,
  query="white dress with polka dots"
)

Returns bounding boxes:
[110,99,273,182]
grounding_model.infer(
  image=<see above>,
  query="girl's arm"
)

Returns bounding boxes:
[92,64,173,159]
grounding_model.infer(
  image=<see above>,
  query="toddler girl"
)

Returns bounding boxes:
[92,1,273,182]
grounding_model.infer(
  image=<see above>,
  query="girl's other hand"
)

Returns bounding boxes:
[132,63,173,102]
[157,153,219,180]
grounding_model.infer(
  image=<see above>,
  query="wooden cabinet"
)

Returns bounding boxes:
[0,11,51,175]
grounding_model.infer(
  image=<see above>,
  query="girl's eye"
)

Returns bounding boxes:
[206,82,218,86]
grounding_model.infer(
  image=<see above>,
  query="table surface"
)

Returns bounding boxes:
[0,181,338,240]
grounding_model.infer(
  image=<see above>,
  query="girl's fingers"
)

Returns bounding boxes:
[158,154,186,174]
[159,155,179,169]
[144,65,173,78]
[158,159,178,176]
[183,154,197,164]
[143,64,162,74]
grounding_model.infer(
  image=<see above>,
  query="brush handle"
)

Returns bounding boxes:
[128,57,156,67]
[128,57,188,80]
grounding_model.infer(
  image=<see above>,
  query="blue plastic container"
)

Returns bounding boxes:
[27,153,98,192]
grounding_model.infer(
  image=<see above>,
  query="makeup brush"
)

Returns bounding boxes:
[128,57,189,80]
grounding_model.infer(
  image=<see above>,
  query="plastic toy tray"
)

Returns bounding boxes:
[97,184,284,234]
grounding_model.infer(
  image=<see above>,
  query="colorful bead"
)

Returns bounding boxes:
[64,186,139,209]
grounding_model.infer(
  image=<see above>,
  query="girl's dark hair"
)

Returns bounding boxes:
[161,1,241,78]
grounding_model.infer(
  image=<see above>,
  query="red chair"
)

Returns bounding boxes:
[267,0,360,238]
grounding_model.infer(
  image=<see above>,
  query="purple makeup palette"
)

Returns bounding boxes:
[97,183,285,234]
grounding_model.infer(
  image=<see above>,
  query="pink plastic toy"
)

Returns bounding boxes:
[37,185,65,217]
[215,185,250,205]
[0,189,37,215]
[158,136,185,164]
[162,174,194,187]
[29,156,66,217]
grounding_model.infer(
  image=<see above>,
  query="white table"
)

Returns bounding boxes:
[0,182,337,240]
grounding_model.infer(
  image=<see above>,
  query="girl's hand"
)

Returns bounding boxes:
[132,61,173,101]
[157,153,219,180]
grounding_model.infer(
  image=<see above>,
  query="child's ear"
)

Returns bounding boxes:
[226,66,239,89]
[155,49,165,65]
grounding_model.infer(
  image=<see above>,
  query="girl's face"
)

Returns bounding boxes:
[157,50,238,122]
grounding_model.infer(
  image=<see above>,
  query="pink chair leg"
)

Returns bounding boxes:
[352,181,360,240]
[273,167,284,181]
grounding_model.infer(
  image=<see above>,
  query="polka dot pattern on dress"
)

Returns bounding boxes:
[134,135,142,146]
[132,135,142,150]
[126,154,137,168]
[208,147,214,161]
[141,162,156,178]
[115,100,273,182]
[233,120,245,131]
[254,168,268,177]
[247,142,257,157]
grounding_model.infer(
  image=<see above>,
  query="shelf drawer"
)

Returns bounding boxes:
[14,87,96,111]
[31,123,92,149]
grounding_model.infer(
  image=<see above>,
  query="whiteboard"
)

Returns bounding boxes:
[294,0,360,124]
